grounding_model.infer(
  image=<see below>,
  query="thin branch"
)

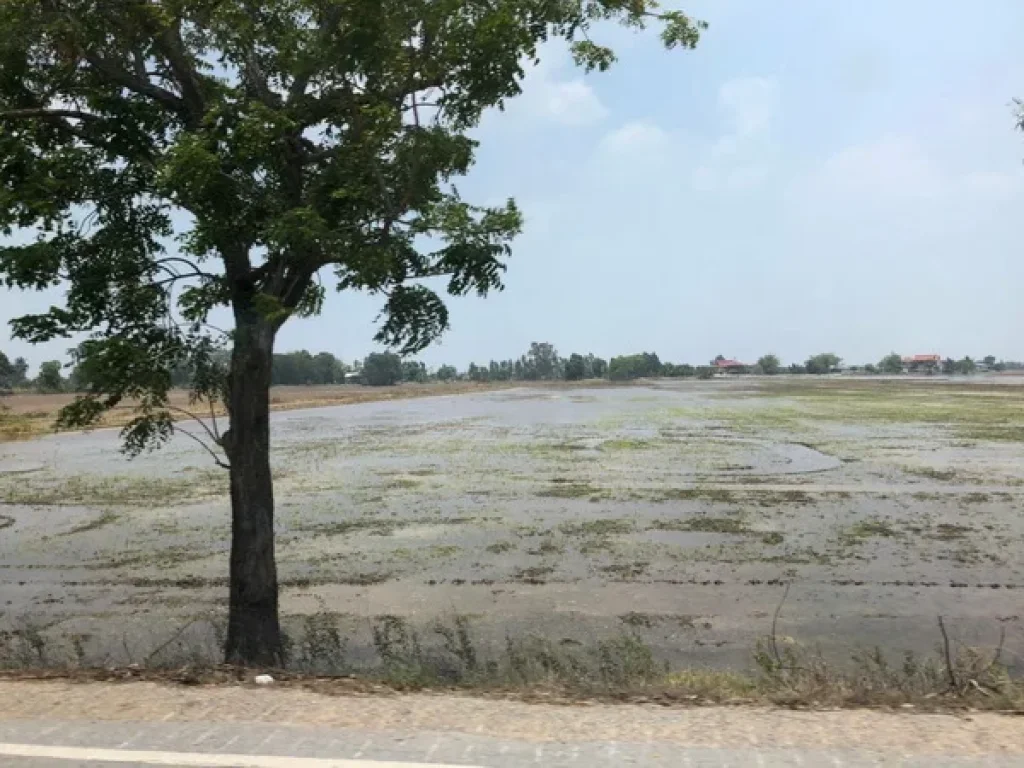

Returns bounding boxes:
[208,397,221,443]
[938,615,957,691]
[175,424,230,470]
[166,404,226,452]
[154,256,213,275]
[143,615,206,664]
[769,582,791,667]
[154,270,219,287]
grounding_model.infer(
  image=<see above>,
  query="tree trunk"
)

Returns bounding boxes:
[223,314,283,667]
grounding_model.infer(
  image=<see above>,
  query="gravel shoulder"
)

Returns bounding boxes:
[0,679,1022,758]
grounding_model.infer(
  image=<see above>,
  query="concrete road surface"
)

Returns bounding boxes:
[0,680,1021,767]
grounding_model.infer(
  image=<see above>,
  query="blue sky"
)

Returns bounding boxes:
[4,0,1024,371]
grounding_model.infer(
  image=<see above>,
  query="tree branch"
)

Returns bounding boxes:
[176,424,231,470]
[83,51,188,115]
[151,19,207,122]
[166,404,229,463]
[0,107,102,122]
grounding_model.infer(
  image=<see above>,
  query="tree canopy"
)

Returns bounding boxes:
[805,353,841,375]
[608,352,661,380]
[878,352,903,375]
[362,351,403,386]
[756,354,780,375]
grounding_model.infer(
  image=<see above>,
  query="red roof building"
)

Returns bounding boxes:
[902,354,941,364]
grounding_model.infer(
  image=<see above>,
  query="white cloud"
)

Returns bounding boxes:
[718,76,779,138]
[598,120,670,154]
[801,136,944,205]
[691,76,780,192]
[505,49,608,127]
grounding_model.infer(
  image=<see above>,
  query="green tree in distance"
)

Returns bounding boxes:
[0,0,705,666]
[756,354,781,375]
[401,360,427,383]
[878,352,903,375]
[0,351,13,390]
[954,356,977,375]
[608,352,661,380]
[564,353,586,381]
[435,365,458,382]
[805,353,841,375]
[362,352,403,386]
[35,360,65,393]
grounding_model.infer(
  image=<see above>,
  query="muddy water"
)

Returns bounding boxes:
[2,380,1023,672]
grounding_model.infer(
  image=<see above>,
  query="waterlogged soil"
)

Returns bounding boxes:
[2,377,1024,672]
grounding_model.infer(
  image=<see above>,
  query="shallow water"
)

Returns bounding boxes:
[2,379,1023,671]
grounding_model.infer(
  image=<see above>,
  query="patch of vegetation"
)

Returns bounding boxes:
[619,611,656,628]
[903,466,959,482]
[559,518,633,537]
[650,517,748,534]
[578,536,616,554]
[841,519,899,542]
[761,531,785,545]
[485,540,515,554]
[651,487,736,503]
[536,481,603,499]
[930,523,972,541]
[427,545,461,559]
[600,561,649,579]
[600,438,654,451]
[962,492,992,504]
[527,538,565,556]
[60,510,120,536]
[0,471,226,507]
[382,477,422,491]
[511,565,555,584]
[754,490,813,506]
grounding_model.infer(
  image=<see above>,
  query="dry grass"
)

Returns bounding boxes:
[1,613,1020,712]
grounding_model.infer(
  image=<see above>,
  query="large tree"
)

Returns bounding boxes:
[0,0,704,666]
[878,352,903,375]
[756,354,780,375]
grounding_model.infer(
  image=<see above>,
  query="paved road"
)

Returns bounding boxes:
[0,680,1022,767]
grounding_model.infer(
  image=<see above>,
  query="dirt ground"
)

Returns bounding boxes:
[1,376,1023,676]
[0,381,533,442]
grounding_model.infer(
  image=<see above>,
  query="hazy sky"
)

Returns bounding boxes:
[4,0,1023,371]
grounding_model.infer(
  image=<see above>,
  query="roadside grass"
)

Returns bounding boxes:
[1,613,1020,711]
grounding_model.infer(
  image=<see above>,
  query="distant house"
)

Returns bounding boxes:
[344,370,364,384]
[714,358,749,375]
[902,354,941,374]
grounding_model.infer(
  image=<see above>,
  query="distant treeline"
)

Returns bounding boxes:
[3,345,1023,394]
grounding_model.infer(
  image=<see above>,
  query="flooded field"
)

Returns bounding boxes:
[2,377,1024,673]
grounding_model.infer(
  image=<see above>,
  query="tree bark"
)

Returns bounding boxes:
[223,313,283,667]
